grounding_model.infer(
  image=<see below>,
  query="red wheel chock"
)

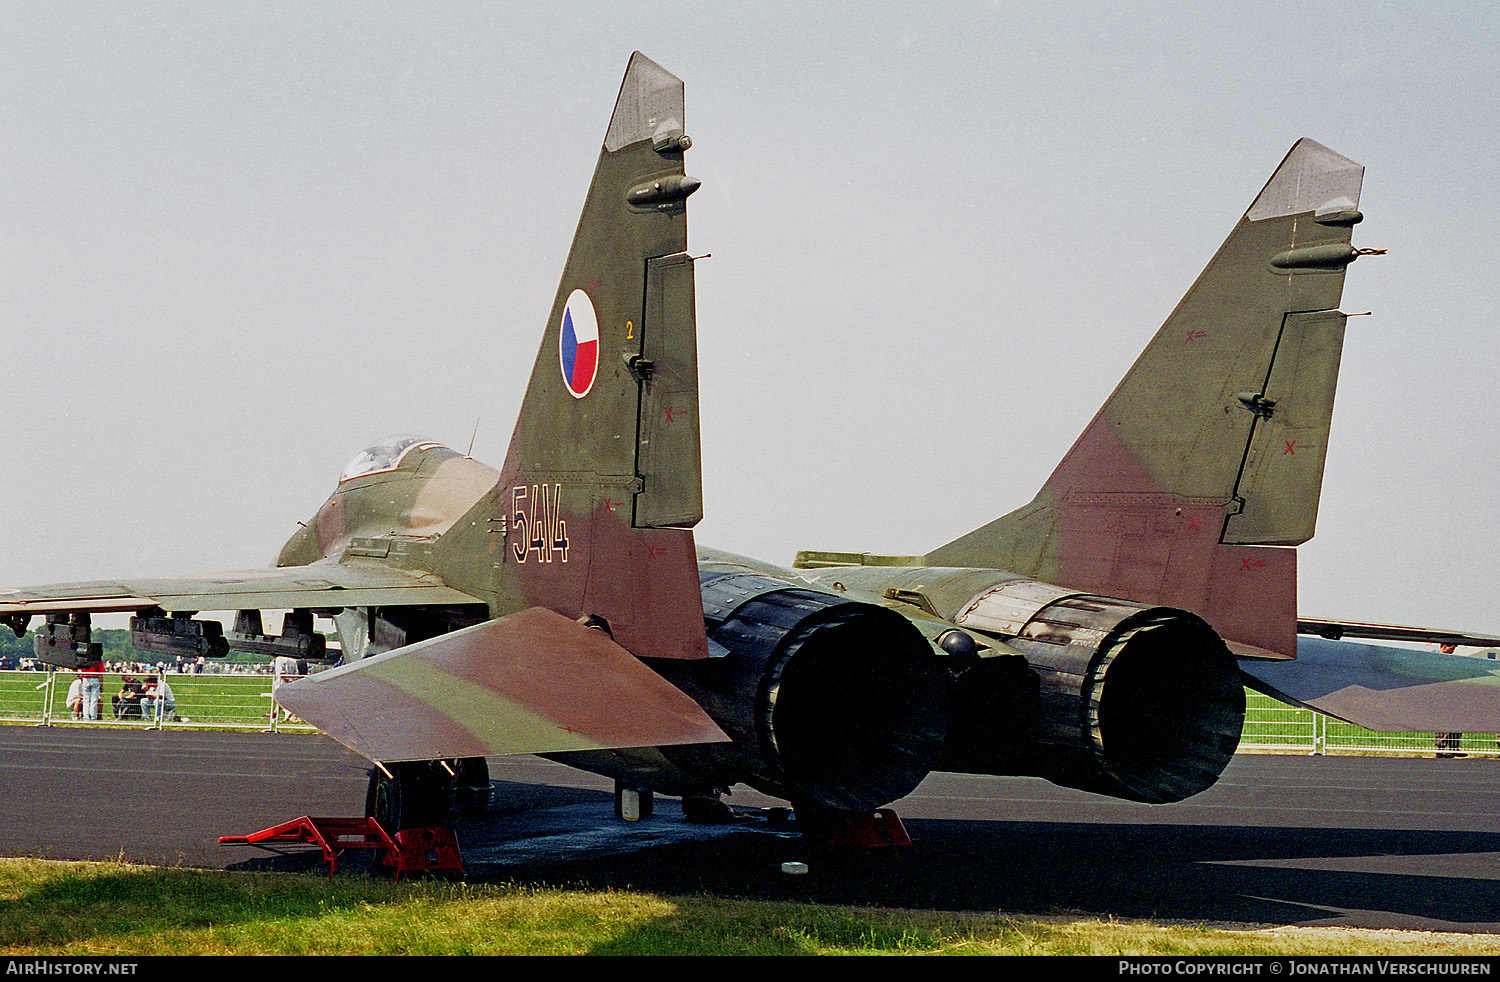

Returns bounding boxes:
[823,808,912,848]
[219,816,462,878]
[379,825,463,879]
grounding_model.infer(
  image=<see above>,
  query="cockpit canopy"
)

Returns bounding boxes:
[340,434,445,483]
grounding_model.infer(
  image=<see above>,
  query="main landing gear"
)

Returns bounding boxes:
[365,757,492,831]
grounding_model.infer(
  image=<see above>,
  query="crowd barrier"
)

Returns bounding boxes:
[1,671,1495,756]
[0,668,317,732]
[1238,690,1499,756]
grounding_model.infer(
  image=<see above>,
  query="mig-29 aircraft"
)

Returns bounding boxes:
[5,53,1496,837]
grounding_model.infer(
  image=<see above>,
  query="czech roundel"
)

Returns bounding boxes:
[558,289,600,399]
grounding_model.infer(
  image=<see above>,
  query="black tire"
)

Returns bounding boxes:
[451,757,492,815]
[365,761,451,831]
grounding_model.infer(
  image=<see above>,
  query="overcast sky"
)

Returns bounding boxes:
[1,2,1495,635]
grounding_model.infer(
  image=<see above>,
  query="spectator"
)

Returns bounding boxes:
[113,675,146,719]
[79,656,104,721]
[141,675,176,721]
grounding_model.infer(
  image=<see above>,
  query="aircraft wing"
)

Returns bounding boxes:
[274,606,728,761]
[1242,635,1500,733]
[0,563,482,618]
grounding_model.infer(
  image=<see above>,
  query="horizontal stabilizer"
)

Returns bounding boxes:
[275,606,727,762]
[1243,637,1500,733]
[1298,618,1500,649]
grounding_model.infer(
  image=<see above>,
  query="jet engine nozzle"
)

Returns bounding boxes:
[656,573,949,812]
[948,592,1244,804]
[1025,604,1242,803]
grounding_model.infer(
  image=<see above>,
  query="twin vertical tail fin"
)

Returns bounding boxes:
[927,140,1372,658]
[417,53,707,662]
[493,52,706,659]
[274,54,729,763]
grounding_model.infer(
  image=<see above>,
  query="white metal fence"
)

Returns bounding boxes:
[0,668,317,732]
[1235,691,1498,756]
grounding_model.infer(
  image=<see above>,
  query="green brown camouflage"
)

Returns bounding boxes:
[13,55,1494,808]
[274,606,725,761]
[922,140,1368,658]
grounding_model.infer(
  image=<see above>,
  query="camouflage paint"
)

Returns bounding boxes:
[274,606,724,761]
[922,140,1369,659]
[1246,637,1500,732]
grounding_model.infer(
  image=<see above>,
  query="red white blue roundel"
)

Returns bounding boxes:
[558,289,599,399]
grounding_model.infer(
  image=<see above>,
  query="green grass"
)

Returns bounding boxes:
[0,673,51,719]
[0,859,1493,956]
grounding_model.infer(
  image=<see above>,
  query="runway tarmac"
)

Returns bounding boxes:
[3,725,1498,932]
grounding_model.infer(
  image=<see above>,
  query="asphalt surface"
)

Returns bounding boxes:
[3,725,1499,932]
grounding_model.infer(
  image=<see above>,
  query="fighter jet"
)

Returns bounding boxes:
[3,54,1489,835]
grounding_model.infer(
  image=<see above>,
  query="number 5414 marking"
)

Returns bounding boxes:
[511,484,571,563]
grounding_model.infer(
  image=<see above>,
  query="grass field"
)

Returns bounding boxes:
[1,858,1494,956]
[1240,691,1500,756]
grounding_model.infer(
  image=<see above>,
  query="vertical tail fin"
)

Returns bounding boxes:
[927,140,1372,657]
[438,53,706,659]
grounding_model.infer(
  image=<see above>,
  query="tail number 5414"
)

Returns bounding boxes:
[511,484,571,564]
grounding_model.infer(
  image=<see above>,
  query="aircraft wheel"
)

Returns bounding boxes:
[451,757,492,815]
[365,761,451,831]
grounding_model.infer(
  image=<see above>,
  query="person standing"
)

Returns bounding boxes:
[79,654,104,721]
